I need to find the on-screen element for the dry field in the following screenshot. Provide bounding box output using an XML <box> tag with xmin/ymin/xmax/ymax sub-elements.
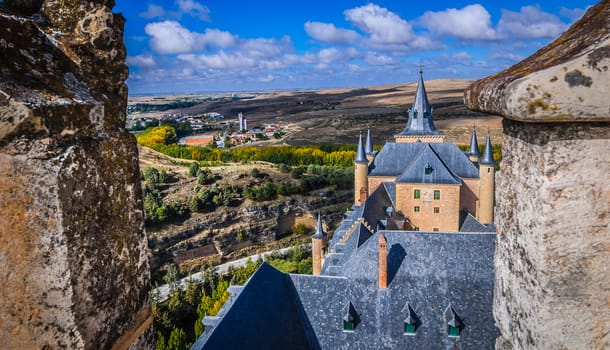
<box><xmin>129</xmin><ymin>79</ymin><xmax>503</xmax><ymax>146</ymax></box>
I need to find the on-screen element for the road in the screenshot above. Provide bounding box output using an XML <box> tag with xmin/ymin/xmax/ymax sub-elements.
<box><xmin>153</xmin><ymin>246</ymin><xmax>298</xmax><ymax>302</ymax></box>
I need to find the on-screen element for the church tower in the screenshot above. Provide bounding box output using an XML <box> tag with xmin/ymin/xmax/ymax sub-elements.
<box><xmin>395</xmin><ymin>69</ymin><xmax>444</xmax><ymax>143</ymax></box>
<box><xmin>311</xmin><ymin>214</ymin><xmax>327</xmax><ymax>276</ymax></box>
<box><xmin>354</xmin><ymin>133</ymin><xmax>369</xmax><ymax>205</ymax></box>
<box><xmin>478</xmin><ymin>133</ymin><xmax>495</xmax><ymax>224</ymax></box>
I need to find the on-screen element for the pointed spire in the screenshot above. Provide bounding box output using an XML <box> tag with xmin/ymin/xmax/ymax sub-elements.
<box><xmin>355</xmin><ymin>132</ymin><xmax>368</xmax><ymax>163</ymax></box>
<box><xmin>312</xmin><ymin>213</ymin><xmax>326</xmax><ymax>239</ymax></box>
<box><xmin>467</xmin><ymin>128</ymin><xmax>480</xmax><ymax>156</ymax></box>
<box><xmin>479</xmin><ymin>133</ymin><xmax>495</xmax><ymax>166</ymax></box>
<box><xmin>397</xmin><ymin>70</ymin><xmax>442</xmax><ymax>136</ymax></box>
<box><xmin>365</xmin><ymin>129</ymin><xmax>374</xmax><ymax>154</ymax></box>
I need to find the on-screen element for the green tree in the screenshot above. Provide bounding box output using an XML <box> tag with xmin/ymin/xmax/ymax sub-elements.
<box><xmin>167</xmin><ymin>328</ymin><xmax>188</xmax><ymax>350</ymax></box>
<box><xmin>188</xmin><ymin>162</ymin><xmax>199</xmax><ymax>177</ymax></box>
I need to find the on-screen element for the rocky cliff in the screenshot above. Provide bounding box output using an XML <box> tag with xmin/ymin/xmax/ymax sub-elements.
<box><xmin>465</xmin><ymin>2</ymin><xmax>609</xmax><ymax>350</ymax></box>
<box><xmin>0</xmin><ymin>1</ymin><xmax>151</xmax><ymax>349</ymax></box>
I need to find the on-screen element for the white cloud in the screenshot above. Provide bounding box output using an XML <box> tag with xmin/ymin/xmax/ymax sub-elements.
<box><xmin>139</xmin><ymin>4</ymin><xmax>165</xmax><ymax>19</ymax></box>
<box><xmin>304</xmin><ymin>21</ymin><xmax>360</xmax><ymax>44</ymax></box>
<box><xmin>202</xmin><ymin>28</ymin><xmax>237</xmax><ymax>48</ymax></box>
<box><xmin>344</xmin><ymin>4</ymin><xmax>413</xmax><ymax>45</ymax></box>
<box><xmin>498</xmin><ymin>6</ymin><xmax>566</xmax><ymax>39</ymax></box>
<box><xmin>145</xmin><ymin>21</ymin><xmax>201</xmax><ymax>54</ymax></box>
<box><xmin>559</xmin><ymin>7</ymin><xmax>587</xmax><ymax>21</ymax></box>
<box><xmin>145</xmin><ymin>21</ymin><xmax>236</xmax><ymax>54</ymax></box>
<box><xmin>126</xmin><ymin>54</ymin><xmax>156</xmax><ymax>67</ymax></box>
<box><xmin>178</xmin><ymin>51</ymin><xmax>256</xmax><ymax>70</ymax></box>
<box><xmin>176</xmin><ymin>0</ymin><xmax>210</xmax><ymax>21</ymax></box>
<box><xmin>420</xmin><ymin>4</ymin><xmax>497</xmax><ymax>40</ymax></box>
<box><xmin>365</xmin><ymin>52</ymin><xmax>395</xmax><ymax>66</ymax></box>
<box><xmin>258</xmin><ymin>75</ymin><xmax>275</xmax><ymax>83</ymax></box>
<box><xmin>241</xmin><ymin>36</ymin><xmax>293</xmax><ymax>58</ymax></box>
<box><xmin>490</xmin><ymin>52</ymin><xmax>525</xmax><ymax>63</ymax></box>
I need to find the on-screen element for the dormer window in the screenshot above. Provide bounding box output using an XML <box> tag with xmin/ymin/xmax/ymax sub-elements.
<box><xmin>423</xmin><ymin>112</ymin><xmax>429</xmax><ymax>119</ymax></box>
<box><xmin>413</xmin><ymin>111</ymin><xmax>418</xmax><ymax>119</ymax></box>
<box><xmin>402</xmin><ymin>302</ymin><xmax>420</xmax><ymax>336</ymax></box>
<box><xmin>425</xmin><ymin>164</ymin><xmax>433</xmax><ymax>175</ymax></box>
<box><xmin>444</xmin><ymin>304</ymin><xmax>463</xmax><ymax>338</ymax></box>
<box><xmin>404</xmin><ymin>322</ymin><xmax>416</xmax><ymax>334</ymax></box>
<box><xmin>343</xmin><ymin>301</ymin><xmax>359</xmax><ymax>332</ymax></box>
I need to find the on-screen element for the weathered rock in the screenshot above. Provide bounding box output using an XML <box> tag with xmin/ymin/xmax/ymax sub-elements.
<box><xmin>465</xmin><ymin>2</ymin><xmax>609</xmax><ymax>122</ymax></box>
<box><xmin>0</xmin><ymin>1</ymin><xmax>151</xmax><ymax>349</ymax></box>
<box><xmin>465</xmin><ymin>2</ymin><xmax>610</xmax><ymax>350</ymax></box>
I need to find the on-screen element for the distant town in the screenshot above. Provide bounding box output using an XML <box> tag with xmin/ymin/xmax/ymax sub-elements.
<box><xmin>127</xmin><ymin>107</ymin><xmax>287</xmax><ymax>149</ymax></box>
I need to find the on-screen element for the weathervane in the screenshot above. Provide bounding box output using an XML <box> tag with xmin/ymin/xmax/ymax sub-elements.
<box><xmin>418</xmin><ymin>60</ymin><xmax>424</xmax><ymax>74</ymax></box>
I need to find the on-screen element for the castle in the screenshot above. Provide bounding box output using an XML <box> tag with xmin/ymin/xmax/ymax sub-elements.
<box><xmin>193</xmin><ymin>72</ymin><xmax>499</xmax><ymax>350</ymax></box>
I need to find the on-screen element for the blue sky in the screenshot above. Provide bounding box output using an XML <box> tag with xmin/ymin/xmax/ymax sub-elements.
<box><xmin>115</xmin><ymin>1</ymin><xmax>595</xmax><ymax>94</ymax></box>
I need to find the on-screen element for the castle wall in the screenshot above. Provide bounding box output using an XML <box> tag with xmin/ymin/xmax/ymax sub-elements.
<box><xmin>367</xmin><ymin>176</ymin><xmax>396</xmax><ymax>195</ymax></box>
<box><xmin>464</xmin><ymin>3</ymin><xmax>610</xmax><ymax>348</ymax></box>
<box><xmin>395</xmin><ymin>183</ymin><xmax>461</xmax><ymax>232</ymax></box>
<box><xmin>0</xmin><ymin>2</ymin><xmax>151</xmax><ymax>349</ymax></box>
<box><xmin>460</xmin><ymin>178</ymin><xmax>480</xmax><ymax>217</ymax></box>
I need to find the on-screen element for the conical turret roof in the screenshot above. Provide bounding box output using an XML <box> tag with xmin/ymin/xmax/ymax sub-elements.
<box><xmin>467</xmin><ymin>129</ymin><xmax>480</xmax><ymax>157</ymax></box>
<box><xmin>312</xmin><ymin>214</ymin><xmax>326</xmax><ymax>239</ymax></box>
<box><xmin>365</xmin><ymin>129</ymin><xmax>374</xmax><ymax>155</ymax></box>
<box><xmin>479</xmin><ymin>133</ymin><xmax>495</xmax><ymax>166</ymax></box>
<box><xmin>355</xmin><ymin>132</ymin><xmax>368</xmax><ymax>163</ymax></box>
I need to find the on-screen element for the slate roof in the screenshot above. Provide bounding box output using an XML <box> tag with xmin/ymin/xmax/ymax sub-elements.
<box><xmin>459</xmin><ymin>211</ymin><xmax>495</xmax><ymax>233</ymax></box>
<box><xmin>397</xmin><ymin>71</ymin><xmax>442</xmax><ymax>136</ymax></box>
<box><xmin>480</xmin><ymin>134</ymin><xmax>495</xmax><ymax>166</ymax></box>
<box><xmin>193</xmin><ymin>262</ymin><xmax>319</xmax><ymax>350</ymax></box>
<box><xmin>195</xmin><ymin>230</ymin><xmax>498</xmax><ymax>350</ymax></box>
<box><xmin>355</xmin><ymin>132</ymin><xmax>368</xmax><ymax>163</ymax></box>
<box><xmin>395</xmin><ymin>144</ymin><xmax>461</xmax><ymax>184</ymax></box>
<box><xmin>292</xmin><ymin>231</ymin><xmax>498</xmax><ymax>350</ymax></box>
<box><xmin>368</xmin><ymin>142</ymin><xmax>480</xmax><ymax>180</ymax></box>
<box><xmin>467</xmin><ymin>129</ymin><xmax>480</xmax><ymax>157</ymax></box>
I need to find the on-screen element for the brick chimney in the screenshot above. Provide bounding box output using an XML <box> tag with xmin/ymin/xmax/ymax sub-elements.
<box><xmin>378</xmin><ymin>234</ymin><xmax>387</xmax><ymax>289</ymax></box>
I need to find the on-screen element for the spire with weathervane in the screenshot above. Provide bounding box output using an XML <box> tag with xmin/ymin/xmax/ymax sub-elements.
<box><xmin>395</xmin><ymin>65</ymin><xmax>444</xmax><ymax>143</ymax></box>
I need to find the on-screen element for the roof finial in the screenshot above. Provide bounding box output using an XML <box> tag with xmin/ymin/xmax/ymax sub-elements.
<box><xmin>418</xmin><ymin>60</ymin><xmax>424</xmax><ymax>75</ymax></box>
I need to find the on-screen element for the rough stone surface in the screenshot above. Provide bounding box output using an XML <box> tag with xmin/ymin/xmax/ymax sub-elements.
<box><xmin>465</xmin><ymin>2</ymin><xmax>609</xmax><ymax>122</ymax></box>
<box><xmin>0</xmin><ymin>1</ymin><xmax>151</xmax><ymax>349</ymax></box>
<box><xmin>464</xmin><ymin>2</ymin><xmax>610</xmax><ymax>349</ymax></box>
<box><xmin>494</xmin><ymin>120</ymin><xmax>609</xmax><ymax>350</ymax></box>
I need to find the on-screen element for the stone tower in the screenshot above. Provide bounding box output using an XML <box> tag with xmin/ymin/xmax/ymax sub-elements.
<box><xmin>465</xmin><ymin>2</ymin><xmax>609</xmax><ymax>349</ymax></box>
<box><xmin>478</xmin><ymin>133</ymin><xmax>495</xmax><ymax>225</ymax></box>
<box><xmin>354</xmin><ymin>132</ymin><xmax>369</xmax><ymax>205</ymax></box>
<box><xmin>311</xmin><ymin>214</ymin><xmax>327</xmax><ymax>276</ymax></box>
<box><xmin>0</xmin><ymin>1</ymin><xmax>151</xmax><ymax>349</ymax></box>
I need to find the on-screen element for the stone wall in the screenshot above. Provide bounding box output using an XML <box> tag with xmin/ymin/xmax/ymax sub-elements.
<box><xmin>0</xmin><ymin>1</ymin><xmax>151</xmax><ymax>349</ymax></box>
<box><xmin>493</xmin><ymin>120</ymin><xmax>609</xmax><ymax>350</ymax></box>
<box><xmin>465</xmin><ymin>2</ymin><xmax>609</xmax><ymax>349</ymax></box>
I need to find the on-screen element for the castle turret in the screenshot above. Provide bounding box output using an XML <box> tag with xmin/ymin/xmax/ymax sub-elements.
<box><xmin>395</xmin><ymin>69</ymin><xmax>444</xmax><ymax>143</ymax></box>
<box><xmin>478</xmin><ymin>133</ymin><xmax>495</xmax><ymax>224</ymax></box>
<box><xmin>467</xmin><ymin>128</ymin><xmax>481</xmax><ymax>163</ymax></box>
<box><xmin>365</xmin><ymin>129</ymin><xmax>375</xmax><ymax>163</ymax></box>
<box><xmin>311</xmin><ymin>214</ymin><xmax>328</xmax><ymax>276</ymax></box>
<box><xmin>354</xmin><ymin>133</ymin><xmax>369</xmax><ymax>205</ymax></box>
